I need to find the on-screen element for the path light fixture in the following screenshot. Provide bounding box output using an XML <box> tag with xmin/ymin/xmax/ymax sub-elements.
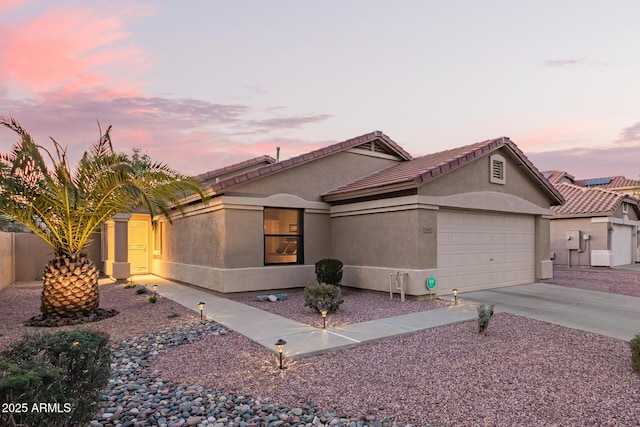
<box><xmin>198</xmin><ymin>301</ymin><xmax>205</xmax><ymax>319</ymax></box>
<box><xmin>452</xmin><ymin>289</ymin><xmax>458</xmax><ymax>304</ymax></box>
<box><xmin>152</xmin><ymin>284</ymin><xmax>158</xmax><ymax>298</ymax></box>
<box><xmin>320</xmin><ymin>310</ymin><xmax>328</xmax><ymax>329</ymax></box>
<box><xmin>275</xmin><ymin>338</ymin><xmax>287</xmax><ymax>370</ymax></box>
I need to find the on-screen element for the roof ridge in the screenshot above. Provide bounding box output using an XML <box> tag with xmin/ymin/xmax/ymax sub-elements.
<box><xmin>211</xmin><ymin>131</ymin><xmax>412</xmax><ymax>193</ymax></box>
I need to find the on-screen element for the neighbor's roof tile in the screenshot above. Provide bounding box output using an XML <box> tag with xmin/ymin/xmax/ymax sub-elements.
<box><xmin>574</xmin><ymin>176</ymin><xmax>640</xmax><ymax>189</ymax></box>
<box><xmin>552</xmin><ymin>183</ymin><xmax>627</xmax><ymax>215</ymax></box>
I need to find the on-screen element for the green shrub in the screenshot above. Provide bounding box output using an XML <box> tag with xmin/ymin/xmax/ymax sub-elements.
<box><xmin>0</xmin><ymin>329</ymin><xmax>111</xmax><ymax>427</ymax></box>
<box><xmin>304</xmin><ymin>282</ymin><xmax>343</xmax><ymax>314</ymax></box>
<box><xmin>135</xmin><ymin>286</ymin><xmax>148</xmax><ymax>295</ymax></box>
<box><xmin>315</xmin><ymin>258</ymin><xmax>343</xmax><ymax>285</ymax></box>
<box><xmin>477</xmin><ymin>304</ymin><xmax>495</xmax><ymax>335</ymax></box>
<box><xmin>123</xmin><ymin>283</ymin><xmax>136</xmax><ymax>289</ymax></box>
<box><xmin>148</xmin><ymin>296</ymin><xmax>157</xmax><ymax>303</ymax></box>
<box><xmin>631</xmin><ymin>333</ymin><xmax>640</xmax><ymax>374</ymax></box>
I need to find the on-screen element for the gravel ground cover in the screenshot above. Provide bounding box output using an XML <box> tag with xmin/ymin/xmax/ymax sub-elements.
<box><xmin>0</xmin><ymin>279</ymin><xmax>198</xmax><ymax>347</ymax></box>
<box><xmin>153</xmin><ymin>314</ymin><xmax>640</xmax><ymax>426</ymax></box>
<box><xmin>231</xmin><ymin>288</ymin><xmax>452</xmax><ymax>327</ymax></box>
<box><xmin>548</xmin><ymin>268</ymin><xmax>640</xmax><ymax>297</ymax></box>
<box><xmin>2</xmin><ymin>273</ymin><xmax>640</xmax><ymax>426</ymax></box>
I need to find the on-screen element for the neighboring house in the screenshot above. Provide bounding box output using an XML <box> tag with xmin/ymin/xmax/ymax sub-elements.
<box><xmin>102</xmin><ymin>131</ymin><xmax>563</xmax><ymax>296</ymax></box>
<box><xmin>543</xmin><ymin>170</ymin><xmax>640</xmax><ymax>267</ymax></box>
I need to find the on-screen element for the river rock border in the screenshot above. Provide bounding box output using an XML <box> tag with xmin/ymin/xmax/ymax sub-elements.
<box><xmin>93</xmin><ymin>321</ymin><xmax>402</xmax><ymax>427</ymax></box>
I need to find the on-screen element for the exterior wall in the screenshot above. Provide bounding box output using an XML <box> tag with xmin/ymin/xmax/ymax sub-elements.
<box><xmin>550</xmin><ymin>217</ymin><xmax>609</xmax><ymax>267</ymax></box>
<box><xmin>230</xmin><ymin>151</ymin><xmax>399</xmax><ymax>201</ymax></box>
<box><xmin>152</xmin><ymin>194</ymin><xmax>331</xmax><ymax>293</ymax></box>
<box><xmin>418</xmin><ymin>147</ymin><xmax>551</xmax><ymax>209</ymax></box>
<box><xmin>0</xmin><ymin>232</ymin><xmax>15</xmax><ymax>289</ymax></box>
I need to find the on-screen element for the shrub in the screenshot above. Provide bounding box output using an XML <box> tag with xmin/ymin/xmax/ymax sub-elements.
<box><xmin>315</xmin><ymin>258</ymin><xmax>343</xmax><ymax>285</ymax></box>
<box><xmin>135</xmin><ymin>286</ymin><xmax>148</xmax><ymax>295</ymax></box>
<box><xmin>304</xmin><ymin>282</ymin><xmax>343</xmax><ymax>314</ymax></box>
<box><xmin>0</xmin><ymin>329</ymin><xmax>111</xmax><ymax>427</ymax></box>
<box><xmin>631</xmin><ymin>333</ymin><xmax>640</xmax><ymax>374</ymax></box>
<box><xmin>477</xmin><ymin>304</ymin><xmax>495</xmax><ymax>335</ymax></box>
<box><xmin>148</xmin><ymin>296</ymin><xmax>157</xmax><ymax>303</ymax></box>
<box><xmin>123</xmin><ymin>283</ymin><xmax>136</xmax><ymax>289</ymax></box>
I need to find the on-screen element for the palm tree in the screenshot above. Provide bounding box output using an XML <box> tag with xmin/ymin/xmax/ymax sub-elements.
<box><xmin>0</xmin><ymin>116</ymin><xmax>205</xmax><ymax>320</ymax></box>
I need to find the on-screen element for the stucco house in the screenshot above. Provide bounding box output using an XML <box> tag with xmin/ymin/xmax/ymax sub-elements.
<box><xmin>543</xmin><ymin>170</ymin><xmax>640</xmax><ymax>267</ymax></box>
<box><xmin>102</xmin><ymin>131</ymin><xmax>563</xmax><ymax>296</ymax></box>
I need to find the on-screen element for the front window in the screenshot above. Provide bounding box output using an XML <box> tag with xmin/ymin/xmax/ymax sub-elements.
<box><xmin>264</xmin><ymin>208</ymin><xmax>303</xmax><ymax>265</ymax></box>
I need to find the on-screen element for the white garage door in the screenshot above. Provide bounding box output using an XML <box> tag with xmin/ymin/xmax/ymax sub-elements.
<box><xmin>437</xmin><ymin>210</ymin><xmax>535</xmax><ymax>292</ymax></box>
<box><xmin>611</xmin><ymin>224</ymin><xmax>632</xmax><ymax>266</ymax></box>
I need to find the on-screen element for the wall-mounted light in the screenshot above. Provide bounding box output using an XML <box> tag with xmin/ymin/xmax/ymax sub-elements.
<box><xmin>320</xmin><ymin>310</ymin><xmax>328</xmax><ymax>329</ymax></box>
<box><xmin>452</xmin><ymin>288</ymin><xmax>459</xmax><ymax>304</ymax></box>
<box><xmin>275</xmin><ymin>338</ymin><xmax>287</xmax><ymax>369</ymax></box>
<box><xmin>198</xmin><ymin>301</ymin><xmax>205</xmax><ymax>319</ymax></box>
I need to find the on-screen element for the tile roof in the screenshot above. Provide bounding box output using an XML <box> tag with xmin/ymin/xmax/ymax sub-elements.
<box><xmin>551</xmin><ymin>183</ymin><xmax>627</xmax><ymax>216</ymax></box>
<box><xmin>540</xmin><ymin>170</ymin><xmax>575</xmax><ymax>185</ymax></box>
<box><xmin>195</xmin><ymin>155</ymin><xmax>276</xmax><ymax>182</ymax></box>
<box><xmin>324</xmin><ymin>137</ymin><xmax>564</xmax><ymax>203</ymax></box>
<box><xmin>573</xmin><ymin>176</ymin><xmax>640</xmax><ymax>189</ymax></box>
<box><xmin>211</xmin><ymin>131</ymin><xmax>412</xmax><ymax>193</ymax></box>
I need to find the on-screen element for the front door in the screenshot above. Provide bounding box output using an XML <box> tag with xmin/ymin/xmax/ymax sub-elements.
<box><xmin>128</xmin><ymin>220</ymin><xmax>149</xmax><ymax>274</ymax></box>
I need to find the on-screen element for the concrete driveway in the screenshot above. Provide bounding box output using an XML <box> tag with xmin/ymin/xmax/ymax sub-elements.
<box><xmin>458</xmin><ymin>283</ymin><xmax>640</xmax><ymax>341</ymax></box>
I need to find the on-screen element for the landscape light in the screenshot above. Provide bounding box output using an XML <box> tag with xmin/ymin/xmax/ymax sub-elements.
<box><xmin>321</xmin><ymin>310</ymin><xmax>328</xmax><ymax>329</ymax></box>
<box><xmin>152</xmin><ymin>284</ymin><xmax>158</xmax><ymax>297</ymax></box>
<box><xmin>452</xmin><ymin>289</ymin><xmax>459</xmax><ymax>304</ymax></box>
<box><xmin>198</xmin><ymin>301</ymin><xmax>205</xmax><ymax>319</ymax></box>
<box><xmin>275</xmin><ymin>338</ymin><xmax>287</xmax><ymax>370</ymax></box>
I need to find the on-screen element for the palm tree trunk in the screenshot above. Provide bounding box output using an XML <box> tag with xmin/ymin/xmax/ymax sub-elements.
<box><xmin>41</xmin><ymin>254</ymin><xmax>100</xmax><ymax>317</ymax></box>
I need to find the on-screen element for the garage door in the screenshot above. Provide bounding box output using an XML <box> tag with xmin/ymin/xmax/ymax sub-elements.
<box><xmin>611</xmin><ymin>224</ymin><xmax>632</xmax><ymax>266</ymax></box>
<box><xmin>437</xmin><ymin>210</ymin><xmax>535</xmax><ymax>292</ymax></box>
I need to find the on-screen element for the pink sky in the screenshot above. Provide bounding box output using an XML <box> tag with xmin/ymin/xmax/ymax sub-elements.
<box><xmin>1</xmin><ymin>1</ymin><xmax>640</xmax><ymax>180</ymax></box>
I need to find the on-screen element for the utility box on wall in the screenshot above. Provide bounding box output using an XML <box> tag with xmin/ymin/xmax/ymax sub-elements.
<box><xmin>565</xmin><ymin>230</ymin><xmax>581</xmax><ymax>250</ymax></box>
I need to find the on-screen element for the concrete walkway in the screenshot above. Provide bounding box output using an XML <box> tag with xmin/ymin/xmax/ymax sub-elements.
<box><xmin>457</xmin><ymin>283</ymin><xmax>640</xmax><ymax>341</ymax></box>
<box><xmin>132</xmin><ymin>275</ymin><xmax>477</xmax><ymax>359</ymax></box>
<box><xmin>133</xmin><ymin>276</ymin><xmax>640</xmax><ymax>360</ymax></box>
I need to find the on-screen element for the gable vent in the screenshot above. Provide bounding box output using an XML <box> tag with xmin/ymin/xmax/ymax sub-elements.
<box><xmin>489</xmin><ymin>154</ymin><xmax>506</xmax><ymax>185</ymax></box>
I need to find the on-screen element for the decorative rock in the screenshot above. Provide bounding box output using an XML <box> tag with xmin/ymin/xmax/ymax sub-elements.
<box><xmin>275</xmin><ymin>293</ymin><xmax>288</xmax><ymax>301</ymax></box>
<box><xmin>267</xmin><ymin>295</ymin><xmax>278</xmax><ymax>302</ymax></box>
<box><xmin>256</xmin><ymin>295</ymin><xmax>269</xmax><ymax>302</ymax></box>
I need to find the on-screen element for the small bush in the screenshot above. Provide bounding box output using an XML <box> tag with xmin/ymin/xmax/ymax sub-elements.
<box><xmin>167</xmin><ymin>309</ymin><xmax>179</xmax><ymax>319</ymax></box>
<box><xmin>0</xmin><ymin>329</ymin><xmax>111</xmax><ymax>427</ymax></box>
<box><xmin>477</xmin><ymin>304</ymin><xmax>495</xmax><ymax>335</ymax></box>
<box><xmin>631</xmin><ymin>333</ymin><xmax>640</xmax><ymax>374</ymax></box>
<box><xmin>304</xmin><ymin>282</ymin><xmax>343</xmax><ymax>314</ymax></box>
<box><xmin>135</xmin><ymin>286</ymin><xmax>148</xmax><ymax>295</ymax></box>
<box><xmin>315</xmin><ymin>258</ymin><xmax>343</xmax><ymax>285</ymax></box>
<box><xmin>123</xmin><ymin>283</ymin><xmax>136</xmax><ymax>289</ymax></box>
<box><xmin>148</xmin><ymin>296</ymin><xmax>157</xmax><ymax>303</ymax></box>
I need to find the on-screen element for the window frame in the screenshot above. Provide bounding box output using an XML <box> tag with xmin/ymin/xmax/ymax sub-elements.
<box><xmin>263</xmin><ymin>207</ymin><xmax>304</xmax><ymax>265</ymax></box>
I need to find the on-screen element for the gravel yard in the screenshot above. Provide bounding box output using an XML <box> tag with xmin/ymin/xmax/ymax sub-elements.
<box><xmin>548</xmin><ymin>267</ymin><xmax>640</xmax><ymax>297</ymax></box>
<box><xmin>231</xmin><ymin>288</ymin><xmax>452</xmax><ymax>327</ymax></box>
<box><xmin>2</xmin><ymin>270</ymin><xmax>640</xmax><ymax>426</ymax></box>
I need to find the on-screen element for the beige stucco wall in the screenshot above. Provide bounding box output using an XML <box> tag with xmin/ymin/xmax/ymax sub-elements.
<box><xmin>229</xmin><ymin>151</ymin><xmax>399</xmax><ymax>200</ymax></box>
<box><xmin>550</xmin><ymin>217</ymin><xmax>608</xmax><ymax>267</ymax></box>
<box><xmin>418</xmin><ymin>147</ymin><xmax>552</xmax><ymax>209</ymax></box>
<box><xmin>153</xmin><ymin>195</ymin><xmax>332</xmax><ymax>292</ymax></box>
<box><xmin>0</xmin><ymin>232</ymin><xmax>15</xmax><ymax>289</ymax></box>
<box><xmin>332</xmin><ymin>208</ymin><xmax>438</xmax><ymax>270</ymax></box>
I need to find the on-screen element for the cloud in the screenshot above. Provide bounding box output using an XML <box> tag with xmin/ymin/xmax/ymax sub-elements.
<box><xmin>615</xmin><ymin>122</ymin><xmax>640</xmax><ymax>144</ymax></box>
<box><xmin>541</xmin><ymin>57</ymin><xmax>610</xmax><ymax>68</ymax></box>
<box><xmin>247</xmin><ymin>114</ymin><xmax>333</xmax><ymax>129</ymax></box>
<box><xmin>0</xmin><ymin>2</ymin><xmax>150</xmax><ymax>95</ymax></box>
<box><xmin>528</xmin><ymin>144</ymin><xmax>640</xmax><ymax>180</ymax></box>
